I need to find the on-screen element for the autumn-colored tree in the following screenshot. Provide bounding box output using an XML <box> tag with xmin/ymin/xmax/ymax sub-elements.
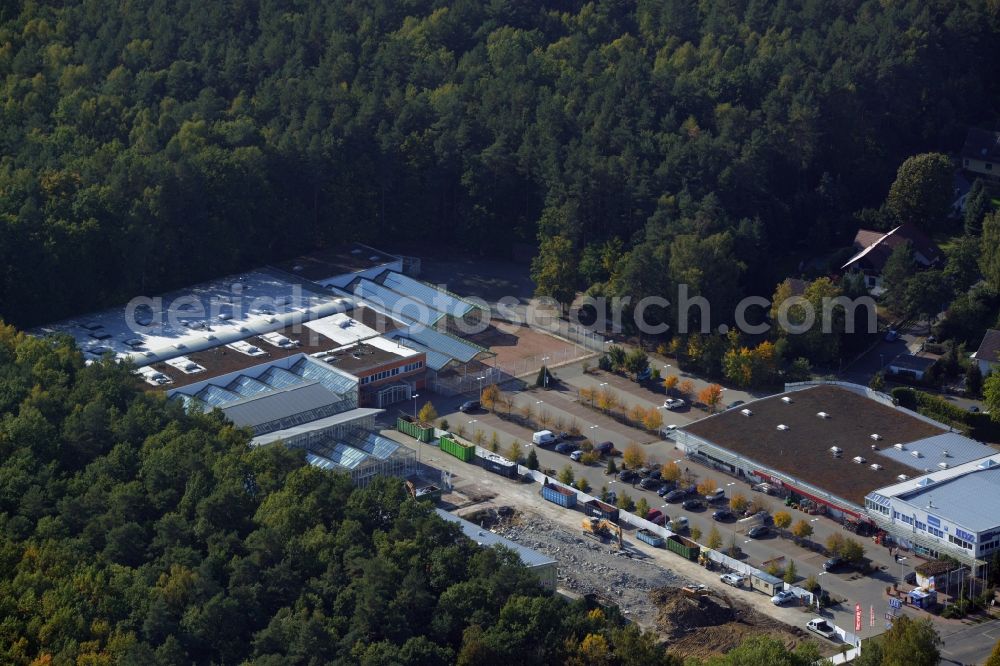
<box><xmin>641</xmin><ymin>406</ymin><xmax>663</xmax><ymax>432</ymax></box>
<box><xmin>698</xmin><ymin>384</ymin><xmax>724</xmax><ymax>412</ymax></box>
<box><xmin>723</xmin><ymin>346</ymin><xmax>754</xmax><ymax>387</ymax></box>
<box><xmin>729</xmin><ymin>493</ymin><xmax>748</xmax><ymax>513</ymax></box>
<box><xmin>707</xmin><ymin>525</ymin><xmax>723</xmax><ymax>549</ymax></box>
<box><xmin>579</xmin><ymin>387</ymin><xmax>596</xmax><ymax>405</ymax></box>
<box><xmin>826</xmin><ymin>533</ymin><xmax>846</xmax><ymax>557</ymax></box>
<box><xmin>690</xmin><ymin>526</ymin><xmax>702</xmax><ymax>542</ymax></box>
<box><xmin>678</xmin><ymin>379</ymin><xmax>695</xmax><ymax>396</ymax></box>
<box><xmin>558</xmin><ymin>465</ymin><xmax>575</xmax><ymax>485</ymax></box>
<box><xmin>791</xmin><ymin>519</ymin><xmax>814</xmax><ymax>540</ymax></box>
<box><xmin>622</xmin><ymin>442</ymin><xmax>646</xmax><ymax>470</ymax></box>
<box><xmin>627</xmin><ymin>404</ymin><xmax>645</xmax><ymax>425</ymax></box>
<box><xmin>667</xmin><ymin>338</ymin><xmax>683</xmax><ymax>358</ymax></box>
<box><xmin>481</xmin><ymin>384</ymin><xmax>500</xmax><ymax>411</ymax></box>
<box><xmin>597</xmin><ymin>388</ymin><xmax>619</xmax><ymax>412</ymax></box>
<box><xmin>660</xmin><ymin>461</ymin><xmax>681</xmax><ymax>483</ymax></box>
<box><xmin>773</xmin><ymin>511</ymin><xmax>792</xmax><ymax>530</ymax></box>
<box><xmin>696</xmin><ymin>478</ymin><xmax>718</xmax><ymax>496</ymax></box>
<box><xmin>489</xmin><ymin>431</ymin><xmax>500</xmax><ymax>452</ymax></box>
<box><xmin>473</xmin><ymin>429</ymin><xmax>486</xmax><ymax>445</ymax></box>
<box><xmin>616</xmin><ymin>492</ymin><xmax>635</xmax><ymax>511</ymax></box>
<box><xmin>663</xmin><ymin>374</ymin><xmax>679</xmax><ymax>393</ymax></box>
<box><xmin>505</xmin><ymin>439</ymin><xmax>522</xmax><ymax>463</ymax></box>
<box><xmin>575</xmin><ymin>477</ymin><xmax>591</xmax><ymax>493</ymax></box>
<box><xmin>581</xmin><ymin>451</ymin><xmax>600</xmax><ymax>465</ymax></box>
<box><xmin>635</xmin><ymin>497</ymin><xmax>650</xmax><ymax>519</ymax></box>
<box><xmin>574</xmin><ymin>633</ymin><xmax>612</xmax><ymax>665</ymax></box>
<box><xmin>538</xmin><ymin>409</ymin><xmax>552</xmax><ymax>427</ymax></box>
<box><xmin>520</xmin><ymin>403</ymin><xmax>535</xmax><ymax>422</ymax></box>
<box><xmin>417</xmin><ymin>400</ymin><xmax>438</xmax><ymax>423</ymax></box>
<box><xmin>842</xmin><ymin>537</ymin><xmax>866</xmax><ymax>564</ymax></box>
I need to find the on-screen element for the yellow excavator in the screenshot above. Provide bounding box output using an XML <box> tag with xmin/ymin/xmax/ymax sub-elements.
<box><xmin>582</xmin><ymin>517</ymin><xmax>623</xmax><ymax>549</ymax></box>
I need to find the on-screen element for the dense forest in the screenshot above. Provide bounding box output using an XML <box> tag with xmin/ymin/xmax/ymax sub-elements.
<box><xmin>0</xmin><ymin>326</ymin><xmax>684</xmax><ymax>665</ymax></box>
<box><xmin>0</xmin><ymin>0</ymin><xmax>999</xmax><ymax>325</ymax></box>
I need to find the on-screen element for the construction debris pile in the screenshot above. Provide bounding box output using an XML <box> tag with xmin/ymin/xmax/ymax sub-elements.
<box><xmin>489</xmin><ymin>509</ymin><xmax>680</xmax><ymax>627</ymax></box>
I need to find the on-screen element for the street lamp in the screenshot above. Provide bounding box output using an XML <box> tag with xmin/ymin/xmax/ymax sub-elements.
<box><xmin>541</xmin><ymin>356</ymin><xmax>550</xmax><ymax>388</ymax></box>
<box><xmin>412</xmin><ymin>393</ymin><xmax>420</xmax><ymax>419</ymax></box>
<box><xmin>899</xmin><ymin>556</ymin><xmax>908</xmax><ymax>584</ymax></box>
<box><xmin>476</xmin><ymin>375</ymin><xmax>486</xmax><ymax>401</ymax></box>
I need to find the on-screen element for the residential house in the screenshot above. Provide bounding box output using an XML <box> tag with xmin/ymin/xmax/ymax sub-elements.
<box><xmin>886</xmin><ymin>353</ymin><xmax>937</xmax><ymax>382</ymax></box>
<box><xmin>841</xmin><ymin>223</ymin><xmax>942</xmax><ymax>292</ymax></box>
<box><xmin>971</xmin><ymin>329</ymin><xmax>1000</xmax><ymax>376</ymax></box>
<box><xmin>960</xmin><ymin>128</ymin><xmax>1000</xmax><ymax>181</ymax></box>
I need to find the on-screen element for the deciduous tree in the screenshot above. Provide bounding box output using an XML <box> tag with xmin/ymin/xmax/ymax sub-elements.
<box><xmin>623</xmin><ymin>442</ymin><xmax>645</xmax><ymax>470</ymax></box>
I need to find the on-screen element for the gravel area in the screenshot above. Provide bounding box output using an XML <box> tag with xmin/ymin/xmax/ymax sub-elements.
<box><xmin>491</xmin><ymin>510</ymin><xmax>681</xmax><ymax>626</ymax></box>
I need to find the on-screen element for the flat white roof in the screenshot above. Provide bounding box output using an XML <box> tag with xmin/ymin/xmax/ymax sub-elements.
<box><xmin>304</xmin><ymin>313</ymin><xmax>380</xmax><ymax>346</ymax></box>
<box><xmin>33</xmin><ymin>269</ymin><xmax>352</xmax><ymax>367</ymax></box>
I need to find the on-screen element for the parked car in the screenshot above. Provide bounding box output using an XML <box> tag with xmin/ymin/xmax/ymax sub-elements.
<box><xmin>637</xmin><ymin>467</ymin><xmax>652</xmax><ymax>478</ymax></box>
<box><xmin>712</xmin><ymin>509</ymin><xmax>734</xmax><ymax>521</ymax></box>
<box><xmin>569</xmin><ymin>450</ymin><xmax>583</xmax><ymax>462</ymax></box>
<box><xmin>555</xmin><ymin>442</ymin><xmax>576</xmax><ymax>454</ymax></box>
<box><xmin>639</xmin><ymin>477</ymin><xmax>661</xmax><ymax>491</ymax></box>
<box><xmin>807</xmin><ymin>618</ymin><xmax>837</xmax><ymax>640</ymax></box>
<box><xmin>904</xmin><ymin>571</ymin><xmax>916</xmax><ymax>585</ymax></box>
<box><xmin>532</xmin><ymin>430</ymin><xmax>557</xmax><ymax>446</ymax></box>
<box><xmin>753</xmin><ymin>511</ymin><xmax>774</xmax><ymax>526</ymax></box>
<box><xmin>704</xmin><ymin>488</ymin><xmax>725</xmax><ymax>502</ymax></box>
<box><xmin>646</xmin><ymin>509</ymin><xmax>667</xmax><ymax>525</ymax></box>
<box><xmin>595</xmin><ymin>441</ymin><xmax>614</xmax><ymax>455</ymax></box>
<box><xmin>969</xmin><ymin>405</ymin><xmax>980</xmax><ymax>413</ymax></box>
<box><xmin>606</xmin><ymin>491</ymin><xmax>617</xmax><ymax>505</ymax></box>
<box><xmin>663</xmin><ymin>398</ymin><xmax>686</xmax><ymax>410</ymax></box>
<box><xmin>619</xmin><ymin>470</ymin><xmax>639</xmax><ymax>483</ymax></box>
<box><xmin>727</xmin><ymin>400</ymin><xmax>745</xmax><ymax>410</ymax></box>
<box><xmin>771</xmin><ymin>590</ymin><xmax>796</xmax><ymax>606</ymax></box>
<box><xmin>884</xmin><ymin>329</ymin><xmax>899</xmax><ymax>342</ymax></box>
<box><xmin>657</xmin><ymin>485</ymin><xmax>670</xmax><ymax>497</ymax></box>
<box><xmin>720</xmin><ymin>573</ymin><xmax>746</xmax><ymax>587</ymax></box>
<box><xmin>823</xmin><ymin>556</ymin><xmax>846</xmax><ymax>571</ymax></box>
<box><xmin>682</xmin><ymin>498</ymin><xmax>704</xmax><ymax>511</ymax></box>
<box><xmin>664</xmin><ymin>489</ymin><xmax>687</xmax><ymax>502</ymax></box>
<box><xmin>746</xmin><ymin>525</ymin><xmax>769</xmax><ymax>539</ymax></box>
<box><xmin>669</xmin><ymin>517</ymin><xmax>689</xmax><ymax>532</ymax></box>
<box><xmin>649</xmin><ymin>469</ymin><xmax>662</xmax><ymax>480</ymax></box>
<box><xmin>459</xmin><ymin>400</ymin><xmax>480</xmax><ymax>413</ymax></box>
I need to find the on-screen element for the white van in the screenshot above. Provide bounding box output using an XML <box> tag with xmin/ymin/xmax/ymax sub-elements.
<box><xmin>705</xmin><ymin>488</ymin><xmax>725</xmax><ymax>502</ymax></box>
<box><xmin>532</xmin><ymin>430</ymin><xmax>557</xmax><ymax>446</ymax></box>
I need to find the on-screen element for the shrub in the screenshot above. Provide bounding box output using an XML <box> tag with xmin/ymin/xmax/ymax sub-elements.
<box><xmin>581</xmin><ymin>451</ymin><xmax>600</xmax><ymax>465</ymax></box>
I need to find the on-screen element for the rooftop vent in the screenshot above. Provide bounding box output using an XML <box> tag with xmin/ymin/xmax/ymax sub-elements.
<box><xmin>938</xmin><ymin>462</ymin><xmax>950</xmax><ymax>469</ymax></box>
<box><xmin>741</xmin><ymin>408</ymin><xmax>753</xmax><ymax>417</ymax></box>
<box><xmin>852</xmin><ymin>456</ymin><xmax>866</xmax><ymax>464</ymax></box>
<box><xmin>870</xmin><ymin>464</ymin><xmax>883</xmax><ymax>471</ymax></box>
<box><xmin>911</xmin><ymin>450</ymin><xmax>923</xmax><ymax>459</ymax></box>
<box><xmin>897</xmin><ymin>474</ymin><xmax>909</xmax><ymax>481</ymax></box>
<box><xmin>293</xmin><ymin>264</ymin><xmax>304</xmax><ymax>271</ymax></box>
<box><xmin>351</xmin><ymin>248</ymin><xmax>362</xmax><ymax>254</ymax></box>
<box><xmin>894</xmin><ymin>443</ymin><xmax>906</xmax><ymax>451</ymax></box>
<box><xmin>781</xmin><ymin>396</ymin><xmax>793</xmax><ymax>404</ymax></box>
<box><xmin>817</xmin><ymin>411</ymin><xmax>830</xmax><ymax>419</ymax></box>
<box><xmin>941</xmin><ymin>450</ymin><xmax>951</xmax><ymax>458</ymax></box>
<box><xmin>777</xmin><ymin>424</ymin><xmax>789</xmax><ymax>431</ymax></box>
<box><xmin>871</xmin><ymin>444</ymin><xmax>879</xmax><ymax>451</ymax></box>
<box><xmin>870</xmin><ymin>433</ymin><xmax>882</xmax><ymax>441</ymax></box>
<box><xmin>978</xmin><ymin>459</ymin><xmax>1000</xmax><ymax>470</ymax></box>
<box><xmin>369</xmin><ymin>255</ymin><xmax>380</xmax><ymax>261</ymax></box>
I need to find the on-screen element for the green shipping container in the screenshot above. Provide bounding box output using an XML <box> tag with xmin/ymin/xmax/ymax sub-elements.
<box><xmin>440</xmin><ymin>435</ymin><xmax>475</xmax><ymax>462</ymax></box>
<box><xmin>396</xmin><ymin>416</ymin><xmax>433</xmax><ymax>442</ymax></box>
<box><xmin>665</xmin><ymin>534</ymin><xmax>700</xmax><ymax>561</ymax></box>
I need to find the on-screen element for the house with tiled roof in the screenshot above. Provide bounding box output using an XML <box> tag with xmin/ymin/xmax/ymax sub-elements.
<box><xmin>972</xmin><ymin>329</ymin><xmax>1000</xmax><ymax>376</ymax></box>
<box><xmin>961</xmin><ymin>127</ymin><xmax>1000</xmax><ymax>181</ymax></box>
<box><xmin>841</xmin><ymin>223</ymin><xmax>942</xmax><ymax>291</ymax></box>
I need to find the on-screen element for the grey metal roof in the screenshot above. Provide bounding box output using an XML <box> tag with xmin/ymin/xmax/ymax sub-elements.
<box><xmin>353</xmin><ymin>279</ymin><xmax>446</xmax><ymax>326</ymax></box>
<box><xmin>323</xmin><ymin>442</ymin><xmax>370</xmax><ymax>470</ymax></box>
<box><xmin>353</xmin><ymin>432</ymin><xmax>400</xmax><ymax>459</ymax></box>
<box><xmin>387</xmin><ymin>334</ymin><xmax>452</xmax><ymax>370</ymax></box>
<box><xmin>379</xmin><ymin>272</ymin><xmax>475</xmax><ymax>318</ymax></box>
<box><xmin>895</xmin><ymin>467</ymin><xmax>1000</xmax><ymax>532</ymax></box>
<box><xmin>876</xmin><ymin>432</ymin><xmax>996</xmax><ymax>471</ymax></box>
<box><xmin>223</xmin><ymin>382</ymin><xmax>338</xmax><ymax>429</ymax></box>
<box><xmin>436</xmin><ymin>509</ymin><xmax>557</xmax><ymax>568</ymax></box>
<box><xmin>196</xmin><ymin>384</ymin><xmax>242</xmax><ymax>407</ymax></box>
<box><xmin>251</xmin><ymin>407</ymin><xmax>383</xmax><ymax>446</ymax></box>
<box><xmin>888</xmin><ymin>354</ymin><xmax>936</xmax><ymax>373</ymax></box>
<box><xmin>291</xmin><ymin>356</ymin><xmax>357</xmax><ymax>396</ymax></box>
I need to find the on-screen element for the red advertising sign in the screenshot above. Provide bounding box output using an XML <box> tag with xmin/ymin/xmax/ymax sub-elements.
<box><xmin>855</xmin><ymin>603</ymin><xmax>862</xmax><ymax>632</ymax></box>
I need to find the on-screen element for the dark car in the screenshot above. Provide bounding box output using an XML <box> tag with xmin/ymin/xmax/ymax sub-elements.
<box><xmin>555</xmin><ymin>442</ymin><xmax>576</xmax><ymax>454</ymax></box>
<box><xmin>712</xmin><ymin>509</ymin><xmax>734</xmax><ymax>521</ymax></box>
<box><xmin>646</xmin><ymin>509</ymin><xmax>667</xmax><ymax>525</ymax></box>
<box><xmin>682</xmin><ymin>498</ymin><xmax>704</xmax><ymax>511</ymax></box>
<box><xmin>639</xmin><ymin>477</ymin><xmax>661</xmax><ymax>491</ymax></box>
<box><xmin>595</xmin><ymin>441</ymin><xmax>614</xmax><ymax>455</ymax></box>
<box><xmin>823</xmin><ymin>556</ymin><xmax>846</xmax><ymax>572</ymax></box>
<box><xmin>746</xmin><ymin>525</ymin><xmax>769</xmax><ymax>539</ymax></box>
<box><xmin>904</xmin><ymin>571</ymin><xmax>916</xmax><ymax>585</ymax></box>
<box><xmin>727</xmin><ymin>400</ymin><xmax>745</xmax><ymax>410</ymax></box>
<box><xmin>637</xmin><ymin>467</ymin><xmax>652</xmax><ymax>478</ymax></box>
<box><xmin>657</xmin><ymin>485</ymin><xmax>670</xmax><ymax>497</ymax></box>
<box><xmin>648</xmin><ymin>469</ymin><xmax>662</xmax><ymax>480</ymax></box>
<box><xmin>619</xmin><ymin>470</ymin><xmax>639</xmax><ymax>483</ymax></box>
<box><xmin>754</xmin><ymin>511</ymin><xmax>774</xmax><ymax>526</ymax></box>
<box><xmin>459</xmin><ymin>400</ymin><xmax>480</xmax><ymax>413</ymax></box>
<box><xmin>665</xmin><ymin>489</ymin><xmax>687</xmax><ymax>503</ymax></box>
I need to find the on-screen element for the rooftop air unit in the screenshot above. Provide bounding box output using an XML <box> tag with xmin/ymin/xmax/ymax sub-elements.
<box><xmin>870</xmin><ymin>434</ymin><xmax>882</xmax><ymax>441</ymax></box>
<box><xmin>897</xmin><ymin>474</ymin><xmax>909</xmax><ymax>481</ymax></box>
<box><xmin>938</xmin><ymin>462</ymin><xmax>949</xmax><ymax>470</ymax></box>
<box><xmin>830</xmin><ymin>446</ymin><xmax>843</xmax><ymax>457</ymax></box>
<box><xmin>817</xmin><ymin>411</ymin><xmax>830</xmax><ymax>419</ymax></box>
<box><xmin>894</xmin><ymin>443</ymin><xmax>906</xmax><ymax>451</ymax></box>
<box><xmin>871</xmin><ymin>444</ymin><xmax>879</xmax><ymax>451</ymax></box>
<box><xmin>911</xmin><ymin>450</ymin><xmax>922</xmax><ymax>459</ymax></box>
<box><xmin>852</xmin><ymin>456</ymin><xmax>866</xmax><ymax>464</ymax></box>
<box><xmin>781</xmin><ymin>396</ymin><xmax>793</xmax><ymax>403</ymax></box>
<box><xmin>741</xmin><ymin>409</ymin><xmax>753</xmax><ymax>416</ymax></box>
<box><xmin>941</xmin><ymin>450</ymin><xmax>951</xmax><ymax>458</ymax></box>
<box><xmin>777</xmin><ymin>424</ymin><xmax>789</xmax><ymax>431</ymax></box>
<box><xmin>870</xmin><ymin>464</ymin><xmax>882</xmax><ymax>471</ymax></box>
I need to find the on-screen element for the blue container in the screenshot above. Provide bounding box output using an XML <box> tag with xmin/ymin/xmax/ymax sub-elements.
<box><xmin>636</xmin><ymin>529</ymin><xmax>665</xmax><ymax>547</ymax></box>
<box><xmin>542</xmin><ymin>484</ymin><xmax>577</xmax><ymax>508</ymax></box>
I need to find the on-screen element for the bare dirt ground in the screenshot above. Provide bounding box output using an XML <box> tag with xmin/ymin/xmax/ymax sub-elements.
<box><xmin>465</xmin><ymin>322</ymin><xmax>580</xmax><ymax>369</ymax></box>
